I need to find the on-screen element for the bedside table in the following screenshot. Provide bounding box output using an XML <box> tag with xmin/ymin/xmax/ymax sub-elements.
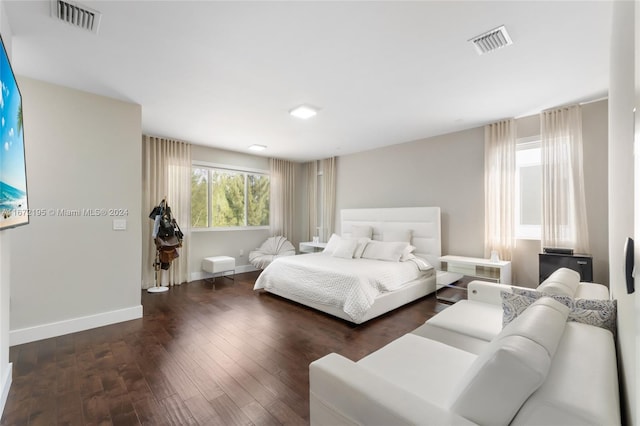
<box><xmin>439</xmin><ymin>255</ymin><xmax>512</xmax><ymax>284</ymax></box>
<box><xmin>435</xmin><ymin>270</ymin><xmax>467</xmax><ymax>304</ymax></box>
<box><xmin>299</xmin><ymin>241</ymin><xmax>327</xmax><ymax>253</ymax></box>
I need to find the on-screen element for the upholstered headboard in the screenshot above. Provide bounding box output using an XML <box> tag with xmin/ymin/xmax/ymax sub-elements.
<box><xmin>340</xmin><ymin>207</ymin><xmax>441</xmax><ymax>268</ymax></box>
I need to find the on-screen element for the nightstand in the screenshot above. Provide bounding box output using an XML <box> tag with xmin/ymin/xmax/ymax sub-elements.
<box><xmin>439</xmin><ymin>255</ymin><xmax>512</xmax><ymax>284</ymax></box>
<box><xmin>299</xmin><ymin>241</ymin><xmax>327</xmax><ymax>253</ymax></box>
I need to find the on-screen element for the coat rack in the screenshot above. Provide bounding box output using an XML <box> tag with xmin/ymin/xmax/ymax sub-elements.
<box><xmin>148</xmin><ymin>197</ymin><xmax>183</xmax><ymax>293</ymax></box>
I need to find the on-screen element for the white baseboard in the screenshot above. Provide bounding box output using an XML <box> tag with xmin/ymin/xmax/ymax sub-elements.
<box><xmin>9</xmin><ymin>305</ymin><xmax>143</xmax><ymax>347</ymax></box>
<box><xmin>0</xmin><ymin>362</ymin><xmax>11</xmax><ymax>418</ymax></box>
<box><xmin>190</xmin><ymin>264</ymin><xmax>258</xmax><ymax>282</ymax></box>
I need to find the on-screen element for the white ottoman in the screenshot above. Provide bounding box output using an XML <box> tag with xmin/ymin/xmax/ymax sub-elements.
<box><xmin>202</xmin><ymin>256</ymin><xmax>236</xmax><ymax>282</ymax></box>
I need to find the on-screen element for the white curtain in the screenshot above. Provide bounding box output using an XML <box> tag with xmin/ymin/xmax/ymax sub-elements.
<box><xmin>484</xmin><ymin>119</ymin><xmax>516</xmax><ymax>261</ymax></box>
<box><xmin>142</xmin><ymin>135</ymin><xmax>191</xmax><ymax>289</ymax></box>
<box><xmin>305</xmin><ymin>160</ymin><xmax>318</xmax><ymax>241</ymax></box>
<box><xmin>541</xmin><ymin>105</ymin><xmax>590</xmax><ymax>253</ymax></box>
<box><xmin>269</xmin><ymin>158</ymin><xmax>296</xmax><ymax>239</ymax></box>
<box><xmin>321</xmin><ymin>157</ymin><xmax>336</xmax><ymax>242</ymax></box>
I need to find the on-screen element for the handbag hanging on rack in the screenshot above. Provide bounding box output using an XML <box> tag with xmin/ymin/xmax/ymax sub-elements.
<box><xmin>149</xmin><ymin>198</ymin><xmax>184</xmax><ymax>288</ymax></box>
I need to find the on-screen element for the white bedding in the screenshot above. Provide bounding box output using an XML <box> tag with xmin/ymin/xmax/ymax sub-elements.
<box><xmin>253</xmin><ymin>253</ymin><xmax>433</xmax><ymax>322</ymax></box>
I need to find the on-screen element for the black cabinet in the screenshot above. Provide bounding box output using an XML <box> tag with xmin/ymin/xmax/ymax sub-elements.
<box><xmin>539</xmin><ymin>253</ymin><xmax>593</xmax><ymax>283</ymax></box>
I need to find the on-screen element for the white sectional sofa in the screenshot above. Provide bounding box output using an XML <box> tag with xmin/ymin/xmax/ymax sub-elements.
<box><xmin>309</xmin><ymin>268</ymin><xmax>620</xmax><ymax>425</ymax></box>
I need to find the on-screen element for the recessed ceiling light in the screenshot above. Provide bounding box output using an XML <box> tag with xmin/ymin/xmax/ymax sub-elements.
<box><xmin>248</xmin><ymin>144</ymin><xmax>267</xmax><ymax>152</ymax></box>
<box><xmin>289</xmin><ymin>105</ymin><xmax>319</xmax><ymax>120</ymax></box>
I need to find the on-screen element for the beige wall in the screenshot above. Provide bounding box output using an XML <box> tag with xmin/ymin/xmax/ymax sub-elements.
<box><xmin>9</xmin><ymin>77</ymin><xmax>142</xmax><ymax>340</ymax></box>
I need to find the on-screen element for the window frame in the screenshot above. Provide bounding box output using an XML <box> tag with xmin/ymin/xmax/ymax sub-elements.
<box><xmin>191</xmin><ymin>161</ymin><xmax>270</xmax><ymax>232</ymax></box>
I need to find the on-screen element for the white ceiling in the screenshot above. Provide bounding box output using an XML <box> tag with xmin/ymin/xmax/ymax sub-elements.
<box><xmin>4</xmin><ymin>1</ymin><xmax>612</xmax><ymax>162</ymax></box>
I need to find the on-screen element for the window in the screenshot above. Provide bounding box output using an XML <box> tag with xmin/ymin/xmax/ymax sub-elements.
<box><xmin>515</xmin><ymin>139</ymin><xmax>542</xmax><ymax>239</ymax></box>
<box><xmin>191</xmin><ymin>164</ymin><xmax>270</xmax><ymax>229</ymax></box>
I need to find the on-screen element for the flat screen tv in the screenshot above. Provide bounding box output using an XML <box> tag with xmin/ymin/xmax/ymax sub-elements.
<box><xmin>0</xmin><ymin>34</ymin><xmax>28</xmax><ymax>230</ymax></box>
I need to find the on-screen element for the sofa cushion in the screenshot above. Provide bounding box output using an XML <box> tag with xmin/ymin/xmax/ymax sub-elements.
<box><xmin>449</xmin><ymin>297</ymin><xmax>570</xmax><ymax>425</ymax></box>
<box><xmin>358</xmin><ymin>333</ymin><xmax>477</xmax><ymax>407</ymax></box>
<box><xmin>537</xmin><ymin>267</ymin><xmax>580</xmax><ymax>296</ymax></box>
<box><xmin>512</xmin><ymin>322</ymin><xmax>621</xmax><ymax>426</ymax></box>
<box><xmin>426</xmin><ymin>299</ymin><xmax>503</xmax><ymax>341</ymax></box>
<box><xmin>502</xmin><ymin>288</ymin><xmax>617</xmax><ymax>335</ymax></box>
<box><xmin>411</xmin><ymin>323</ymin><xmax>490</xmax><ymax>355</ymax></box>
<box><xmin>574</xmin><ymin>282</ymin><xmax>610</xmax><ymax>299</ymax></box>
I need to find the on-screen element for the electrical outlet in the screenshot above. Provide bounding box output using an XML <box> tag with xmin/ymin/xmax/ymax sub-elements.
<box><xmin>239</xmin><ymin>249</ymin><xmax>244</xmax><ymax>256</ymax></box>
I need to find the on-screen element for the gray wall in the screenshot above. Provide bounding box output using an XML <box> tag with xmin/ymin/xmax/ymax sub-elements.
<box><xmin>336</xmin><ymin>100</ymin><xmax>609</xmax><ymax>288</ymax></box>
<box><xmin>512</xmin><ymin>101</ymin><xmax>609</xmax><ymax>287</ymax></box>
<box><xmin>189</xmin><ymin>145</ymin><xmax>270</xmax><ymax>278</ymax></box>
<box><xmin>186</xmin><ymin>145</ymin><xmax>309</xmax><ymax>281</ymax></box>
<box><xmin>336</xmin><ymin>126</ymin><xmax>485</xmax><ymax>258</ymax></box>
<box><xmin>609</xmin><ymin>1</ymin><xmax>637</xmax><ymax>423</ymax></box>
<box><xmin>10</xmin><ymin>77</ymin><xmax>142</xmax><ymax>338</ymax></box>
<box><xmin>0</xmin><ymin>0</ymin><xmax>11</xmax><ymax>414</ymax></box>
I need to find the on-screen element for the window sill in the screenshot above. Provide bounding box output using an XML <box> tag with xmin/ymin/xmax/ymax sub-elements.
<box><xmin>191</xmin><ymin>226</ymin><xmax>270</xmax><ymax>233</ymax></box>
<box><xmin>516</xmin><ymin>236</ymin><xmax>541</xmax><ymax>241</ymax></box>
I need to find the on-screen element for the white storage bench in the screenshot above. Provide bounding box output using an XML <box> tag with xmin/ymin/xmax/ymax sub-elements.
<box><xmin>202</xmin><ymin>256</ymin><xmax>235</xmax><ymax>282</ymax></box>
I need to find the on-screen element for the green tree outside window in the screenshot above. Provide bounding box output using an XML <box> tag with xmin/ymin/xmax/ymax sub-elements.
<box><xmin>191</xmin><ymin>166</ymin><xmax>269</xmax><ymax>228</ymax></box>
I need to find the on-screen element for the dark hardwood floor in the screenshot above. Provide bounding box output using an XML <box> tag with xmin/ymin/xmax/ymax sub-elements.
<box><xmin>1</xmin><ymin>271</ymin><xmax>448</xmax><ymax>425</ymax></box>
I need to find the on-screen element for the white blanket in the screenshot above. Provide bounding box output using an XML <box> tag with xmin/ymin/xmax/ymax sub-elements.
<box><xmin>253</xmin><ymin>253</ymin><xmax>432</xmax><ymax>322</ymax></box>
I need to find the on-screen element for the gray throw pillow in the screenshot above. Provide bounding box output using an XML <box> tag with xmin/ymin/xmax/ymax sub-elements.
<box><xmin>501</xmin><ymin>287</ymin><xmax>617</xmax><ymax>336</ymax></box>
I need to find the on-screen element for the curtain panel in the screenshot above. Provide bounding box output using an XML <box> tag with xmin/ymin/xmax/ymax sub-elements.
<box><xmin>484</xmin><ymin>119</ymin><xmax>516</xmax><ymax>261</ymax></box>
<box><xmin>541</xmin><ymin>105</ymin><xmax>590</xmax><ymax>254</ymax></box>
<box><xmin>269</xmin><ymin>158</ymin><xmax>296</xmax><ymax>239</ymax></box>
<box><xmin>305</xmin><ymin>160</ymin><xmax>318</xmax><ymax>242</ymax></box>
<box><xmin>321</xmin><ymin>157</ymin><xmax>337</xmax><ymax>242</ymax></box>
<box><xmin>142</xmin><ymin>135</ymin><xmax>191</xmax><ymax>289</ymax></box>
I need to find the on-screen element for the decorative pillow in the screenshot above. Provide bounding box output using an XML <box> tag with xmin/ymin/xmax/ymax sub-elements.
<box><xmin>568</xmin><ymin>301</ymin><xmax>617</xmax><ymax>336</ymax></box>
<box><xmin>332</xmin><ymin>238</ymin><xmax>359</xmax><ymax>259</ymax></box>
<box><xmin>353</xmin><ymin>237</ymin><xmax>371</xmax><ymax>259</ymax></box>
<box><xmin>350</xmin><ymin>225</ymin><xmax>373</xmax><ymax>239</ymax></box>
<box><xmin>407</xmin><ymin>255</ymin><xmax>433</xmax><ymax>271</ymax></box>
<box><xmin>501</xmin><ymin>287</ymin><xmax>617</xmax><ymax>335</ymax></box>
<box><xmin>400</xmin><ymin>245</ymin><xmax>416</xmax><ymax>261</ymax></box>
<box><xmin>361</xmin><ymin>240</ymin><xmax>408</xmax><ymax>262</ymax></box>
<box><xmin>322</xmin><ymin>233</ymin><xmax>342</xmax><ymax>254</ymax></box>
<box><xmin>382</xmin><ymin>229</ymin><xmax>412</xmax><ymax>243</ymax></box>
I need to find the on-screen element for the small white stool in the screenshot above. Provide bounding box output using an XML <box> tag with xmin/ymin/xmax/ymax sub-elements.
<box><xmin>202</xmin><ymin>256</ymin><xmax>236</xmax><ymax>283</ymax></box>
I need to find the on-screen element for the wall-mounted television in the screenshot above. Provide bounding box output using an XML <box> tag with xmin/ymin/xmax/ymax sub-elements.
<box><xmin>0</xmin><ymin>34</ymin><xmax>28</xmax><ymax>230</ymax></box>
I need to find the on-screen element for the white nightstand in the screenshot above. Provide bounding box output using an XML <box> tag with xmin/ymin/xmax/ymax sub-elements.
<box><xmin>438</xmin><ymin>255</ymin><xmax>512</xmax><ymax>284</ymax></box>
<box><xmin>299</xmin><ymin>241</ymin><xmax>327</xmax><ymax>253</ymax></box>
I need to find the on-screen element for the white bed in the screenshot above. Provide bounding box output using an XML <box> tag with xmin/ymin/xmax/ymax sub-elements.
<box><xmin>253</xmin><ymin>207</ymin><xmax>441</xmax><ymax>323</ymax></box>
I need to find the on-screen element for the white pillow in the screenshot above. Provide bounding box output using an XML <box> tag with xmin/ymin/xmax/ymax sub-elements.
<box><xmin>361</xmin><ymin>241</ymin><xmax>408</xmax><ymax>262</ymax></box>
<box><xmin>323</xmin><ymin>233</ymin><xmax>342</xmax><ymax>254</ymax></box>
<box><xmin>406</xmin><ymin>255</ymin><xmax>433</xmax><ymax>271</ymax></box>
<box><xmin>382</xmin><ymin>229</ymin><xmax>412</xmax><ymax>243</ymax></box>
<box><xmin>400</xmin><ymin>245</ymin><xmax>416</xmax><ymax>261</ymax></box>
<box><xmin>351</xmin><ymin>225</ymin><xmax>373</xmax><ymax>239</ymax></box>
<box><xmin>332</xmin><ymin>238</ymin><xmax>359</xmax><ymax>259</ymax></box>
<box><xmin>353</xmin><ymin>237</ymin><xmax>371</xmax><ymax>259</ymax></box>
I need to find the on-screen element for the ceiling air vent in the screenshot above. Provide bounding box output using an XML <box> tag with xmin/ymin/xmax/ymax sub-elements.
<box><xmin>469</xmin><ymin>25</ymin><xmax>512</xmax><ymax>55</ymax></box>
<box><xmin>50</xmin><ymin>0</ymin><xmax>102</xmax><ymax>34</ymax></box>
